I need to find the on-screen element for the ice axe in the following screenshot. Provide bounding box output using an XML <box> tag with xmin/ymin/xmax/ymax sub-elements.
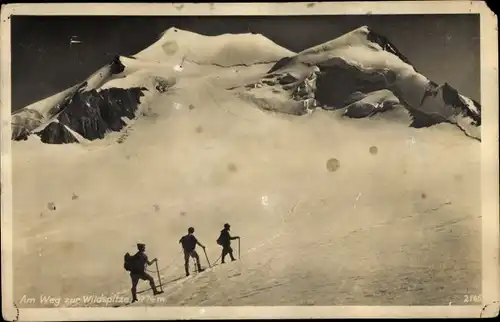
<box><xmin>238</xmin><ymin>237</ymin><xmax>241</xmax><ymax>260</ymax></box>
<box><xmin>155</xmin><ymin>260</ymin><xmax>163</xmax><ymax>293</ymax></box>
<box><xmin>203</xmin><ymin>247</ymin><xmax>211</xmax><ymax>268</ymax></box>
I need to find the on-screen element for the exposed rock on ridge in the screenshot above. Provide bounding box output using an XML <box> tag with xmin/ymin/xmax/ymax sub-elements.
<box><xmin>237</xmin><ymin>26</ymin><xmax>481</xmax><ymax>140</ymax></box>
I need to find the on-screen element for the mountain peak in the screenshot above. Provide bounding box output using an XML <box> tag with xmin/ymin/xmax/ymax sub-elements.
<box><xmin>158</xmin><ymin>26</ymin><xmax>195</xmax><ymax>39</ymax></box>
<box><xmin>108</xmin><ymin>55</ymin><xmax>127</xmax><ymax>75</ymax></box>
<box><xmin>365</xmin><ymin>27</ymin><xmax>414</xmax><ymax>68</ymax></box>
<box><xmin>133</xmin><ymin>26</ymin><xmax>295</xmax><ymax>66</ymax></box>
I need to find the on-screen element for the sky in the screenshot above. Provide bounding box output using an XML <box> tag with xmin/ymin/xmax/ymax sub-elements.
<box><xmin>11</xmin><ymin>14</ymin><xmax>480</xmax><ymax>112</ymax></box>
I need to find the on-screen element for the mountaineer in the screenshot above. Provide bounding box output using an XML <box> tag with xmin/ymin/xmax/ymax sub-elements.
<box><xmin>216</xmin><ymin>223</ymin><xmax>240</xmax><ymax>264</ymax></box>
<box><xmin>124</xmin><ymin>243</ymin><xmax>160</xmax><ymax>303</ymax></box>
<box><xmin>179</xmin><ymin>227</ymin><xmax>206</xmax><ymax>276</ymax></box>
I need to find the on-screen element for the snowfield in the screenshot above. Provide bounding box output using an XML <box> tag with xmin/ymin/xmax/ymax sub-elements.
<box><xmin>10</xmin><ymin>26</ymin><xmax>481</xmax><ymax>307</ymax></box>
<box><xmin>134</xmin><ymin>27</ymin><xmax>296</xmax><ymax>66</ymax></box>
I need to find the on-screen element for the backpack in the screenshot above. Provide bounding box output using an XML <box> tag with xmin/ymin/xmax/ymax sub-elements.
<box><xmin>216</xmin><ymin>232</ymin><xmax>224</xmax><ymax>246</ymax></box>
<box><xmin>124</xmin><ymin>252</ymin><xmax>133</xmax><ymax>271</ymax></box>
<box><xmin>124</xmin><ymin>252</ymin><xmax>142</xmax><ymax>272</ymax></box>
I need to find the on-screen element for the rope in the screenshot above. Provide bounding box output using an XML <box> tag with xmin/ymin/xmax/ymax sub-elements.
<box><xmin>130</xmin><ymin>248</ymin><xmax>226</xmax><ymax>296</ymax></box>
<box><xmin>145</xmin><ymin>249</ymin><xmax>182</xmax><ymax>274</ymax></box>
<box><xmin>212</xmin><ymin>254</ymin><xmax>222</xmax><ymax>266</ymax></box>
<box><xmin>143</xmin><ymin>246</ymin><xmax>232</xmax><ymax>277</ymax></box>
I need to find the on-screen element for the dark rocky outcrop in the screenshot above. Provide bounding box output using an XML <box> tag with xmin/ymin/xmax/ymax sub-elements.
<box><xmin>109</xmin><ymin>55</ymin><xmax>127</xmax><ymax>75</ymax></box>
<box><xmin>420</xmin><ymin>81</ymin><xmax>440</xmax><ymax>106</ymax></box>
<box><xmin>267</xmin><ymin>57</ymin><xmax>293</xmax><ymax>74</ymax></box>
<box><xmin>11</xmin><ymin>55</ymin><xmax>136</xmax><ymax>144</ymax></box>
<box><xmin>11</xmin><ymin>108</ymin><xmax>44</xmax><ymax>140</ymax></box>
<box><xmin>344</xmin><ymin>99</ymin><xmax>398</xmax><ymax>119</ymax></box>
<box><xmin>344</xmin><ymin>103</ymin><xmax>377</xmax><ymax>118</ymax></box>
<box><xmin>441</xmin><ymin>83</ymin><xmax>481</xmax><ymax>126</ymax></box>
<box><xmin>12</xmin><ymin>126</ymin><xmax>30</xmax><ymax>141</ymax></box>
<box><xmin>471</xmin><ymin>99</ymin><xmax>482</xmax><ymax>115</ymax></box>
<box><xmin>367</xmin><ymin>29</ymin><xmax>415</xmax><ymax>70</ymax></box>
<box><xmin>55</xmin><ymin>86</ymin><xmax>148</xmax><ymax>142</ymax></box>
<box><xmin>14</xmin><ymin>85</ymin><xmax>149</xmax><ymax>144</ymax></box>
<box><xmin>418</xmin><ymin>82</ymin><xmax>481</xmax><ymax>127</ymax></box>
<box><xmin>339</xmin><ymin>91</ymin><xmax>368</xmax><ymax>108</ymax></box>
<box><xmin>406</xmin><ymin>106</ymin><xmax>448</xmax><ymax>128</ymax></box>
<box><xmin>314</xmin><ymin>59</ymin><xmax>396</xmax><ymax>109</ymax></box>
<box><xmin>35</xmin><ymin>122</ymin><xmax>79</xmax><ymax>144</ymax></box>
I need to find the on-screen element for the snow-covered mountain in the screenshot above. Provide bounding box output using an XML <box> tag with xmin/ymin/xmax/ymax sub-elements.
<box><xmin>10</xmin><ymin>26</ymin><xmax>482</xmax><ymax>308</ymax></box>
<box><xmin>234</xmin><ymin>26</ymin><xmax>481</xmax><ymax>140</ymax></box>
<box><xmin>11</xmin><ymin>26</ymin><xmax>481</xmax><ymax>144</ymax></box>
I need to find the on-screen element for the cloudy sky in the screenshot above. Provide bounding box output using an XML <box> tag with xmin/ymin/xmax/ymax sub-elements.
<box><xmin>11</xmin><ymin>14</ymin><xmax>480</xmax><ymax>112</ymax></box>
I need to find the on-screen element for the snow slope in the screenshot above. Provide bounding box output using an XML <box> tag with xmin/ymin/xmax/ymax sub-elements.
<box><xmin>12</xmin><ymin>80</ymin><xmax>481</xmax><ymax>306</ymax></box>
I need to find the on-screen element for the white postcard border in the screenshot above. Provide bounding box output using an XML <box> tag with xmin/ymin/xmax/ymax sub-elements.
<box><xmin>1</xmin><ymin>1</ymin><xmax>498</xmax><ymax>320</ymax></box>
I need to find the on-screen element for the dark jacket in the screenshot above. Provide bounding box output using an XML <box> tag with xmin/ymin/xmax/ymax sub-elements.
<box><xmin>179</xmin><ymin>234</ymin><xmax>199</xmax><ymax>252</ymax></box>
<box><xmin>218</xmin><ymin>229</ymin><xmax>234</xmax><ymax>247</ymax></box>
<box><xmin>131</xmin><ymin>251</ymin><xmax>148</xmax><ymax>273</ymax></box>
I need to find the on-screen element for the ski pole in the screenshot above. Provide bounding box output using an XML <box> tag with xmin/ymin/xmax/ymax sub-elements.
<box><xmin>155</xmin><ymin>260</ymin><xmax>163</xmax><ymax>292</ymax></box>
<box><xmin>203</xmin><ymin>248</ymin><xmax>212</xmax><ymax>268</ymax></box>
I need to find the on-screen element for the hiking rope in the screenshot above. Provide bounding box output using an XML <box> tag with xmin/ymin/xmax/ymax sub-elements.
<box><xmin>145</xmin><ymin>249</ymin><xmax>183</xmax><ymax>274</ymax></box>
<box><xmin>129</xmin><ymin>248</ymin><xmax>224</xmax><ymax>297</ymax></box>
<box><xmin>143</xmin><ymin>247</ymin><xmax>232</xmax><ymax>278</ymax></box>
<box><xmin>212</xmin><ymin>254</ymin><xmax>222</xmax><ymax>266</ymax></box>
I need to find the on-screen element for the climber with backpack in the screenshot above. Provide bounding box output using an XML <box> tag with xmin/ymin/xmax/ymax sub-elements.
<box><xmin>216</xmin><ymin>223</ymin><xmax>240</xmax><ymax>264</ymax></box>
<box><xmin>179</xmin><ymin>227</ymin><xmax>206</xmax><ymax>276</ymax></box>
<box><xmin>124</xmin><ymin>243</ymin><xmax>161</xmax><ymax>303</ymax></box>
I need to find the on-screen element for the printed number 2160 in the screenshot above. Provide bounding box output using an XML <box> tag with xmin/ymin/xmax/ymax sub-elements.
<box><xmin>464</xmin><ymin>295</ymin><xmax>482</xmax><ymax>303</ymax></box>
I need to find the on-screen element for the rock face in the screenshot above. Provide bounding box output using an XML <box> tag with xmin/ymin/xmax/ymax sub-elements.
<box><xmin>55</xmin><ymin>87</ymin><xmax>147</xmax><ymax>141</ymax></box>
<box><xmin>13</xmin><ymin>86</ymin><xmax>147</xmax><ymax>144</ymax></box>
<box><xmin>35</xmin><ymin>121</ymin><xmax>80</xmax><ymax>144</ymax></box>
<box><xmin>342</xmin><ymin>89</ymin><xmax>401</xmax><ymax>119</ymax></box>
<box><xmin>365</xmin><ymin>29</ymin><xmax>415</xmax><ymax>68</ymax></box>
<box><xmin>11</xmin><ymin>109</ymin><xmax>43</xmax><ymax>141</ymax></box>
<box><xmin>313</xmin><ymin>58</ymin><xmax>398</xmax><ymax>109</ymax></box>
<box><xmin>11</xmin><ymin>83</ymin><xmax>86</xmax><ymax>141</ymax></box>
<box><xmin>11</xmin><ymin>55</ymin><xmax>150</xmax><ymax>144</ymax></box>
<box><xmin>236</xmin><ymin>65</ymin><xmax>321</xmax><ymax>116</ymax></box>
